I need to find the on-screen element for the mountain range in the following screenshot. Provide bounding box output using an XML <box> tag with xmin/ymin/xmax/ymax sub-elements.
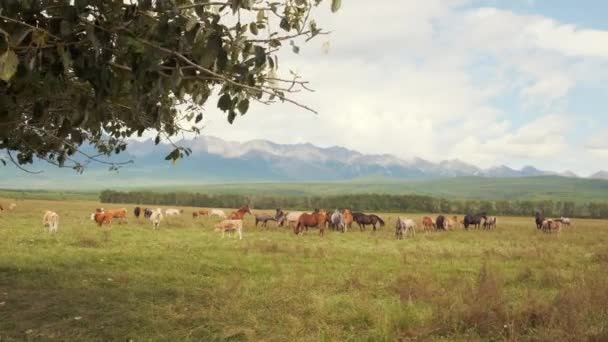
<box><xmin>1</xmin><ymin>135</ymin><xmax>607</xmax><ymax>189</ymax></box>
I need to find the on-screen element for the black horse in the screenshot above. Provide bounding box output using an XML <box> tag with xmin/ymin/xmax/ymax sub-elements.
<box><xmin>463</xmin><ymin>212</ymin><xmax>487</xmax><ymax>230</ymax></box>
<box><xmin>134</xmin><ymin>206</ymin><xmax>141</xmax><ymax>218</ymax></box>
<box><xmin>535</xmin><ymin>212</ymin><xmax>544</xmax><ymax>230</ymax></box>
<box><xmin>436</xmin><ymin>215</ymin><xmax>446</xmax><ymax>231</ymax></box>
<box><xmin>353</xmin><ymin>213</ymin><xmax>385</xmax><ymax>231</ymax></box>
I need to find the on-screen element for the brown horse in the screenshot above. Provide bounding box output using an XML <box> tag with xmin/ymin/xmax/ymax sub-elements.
<box><xmin>193</xmin><ymin>209</ymin><xmax>210</xmax><ymax>219</ymax></box>
<box><xmin>342</xmin><ymin>209</ymin><xmax>354</xmax><ymax>229</ymax></box>
<box><xmin>422</xmin><ymin>216</ymin><xmax>436</xmax><ymax>232</ymax></box>
<box><xmin>229</xmin><ymin>205</ymin><xmax>252</xmax><ymax>220</ymax></box>
<box><xmin>295</xmin><ymin>210</ymin><xmax>328</xmax><ymax>236</ymax></box>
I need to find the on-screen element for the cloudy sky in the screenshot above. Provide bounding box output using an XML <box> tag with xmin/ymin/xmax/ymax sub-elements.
<box><xmin>200</xmin><ymin>0</ymin><xmax>608</xmax><ymax>176</ymax></box>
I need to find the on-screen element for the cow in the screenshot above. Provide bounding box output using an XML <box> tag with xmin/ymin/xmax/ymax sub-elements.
<box><xmin>105</xmin><ymin>208</ymin><xmax>127</xmax><ymax>224</ymax></box>
<box><xmin>436</xmin><ymin>215</ymin><xmax>447</xmax><ymax>231</ymax></box>
<box><xmin>92</xmin><ymin>211</ymin><xmax>113</xmax><ymax>228</ymax></box>
<box><xmin>209</xmin><ymin>209</ymin><xmax>227</xmax><ymax>219</ymax></box>
<box><xmin>134</xmin><ymin>206</ymin><xmax>141</xmax><ymax>218</ymax></box>
<box><xmin>215</xmin><ymin>220</ymin><xmax>243</xmax><ymax>240</ymax></box>
<box><xmin>42</xmin><ymin>210</ymin><xmax>59</xmax><ymax>233</ymax></box>
<box><xmin>422</xmin><ymin>216</ymin><xmax>435</xmax><ymax>232</ymax></box>
<box><xmin>165</xmin><ymin>209</ymin><xmax>183</xmax><ymax>216</ymax></box>
<box><xmin>150</xmin><ymin>209</ymin><xmax>163</xmax><ymax>229</ymax></box>
<box><xmin>395</xmin><ymin>217</ymin><xmax>416</xmax><ymax>240</ymax></box>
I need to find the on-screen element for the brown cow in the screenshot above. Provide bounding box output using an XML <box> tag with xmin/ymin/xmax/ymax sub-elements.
<box><xmin>422</xmin><ymin>216</ymin><xmax>436</xmax><ymax>232</ymax></box>
<box><xmin>92</xmin><ymin>211</ymin><xmax>113</xmax><ymax>228</ymax></box>
<box><xmin>295</xmin><ymin>210</ymin><xmax>328</xmax><ymax>236</ymax></box>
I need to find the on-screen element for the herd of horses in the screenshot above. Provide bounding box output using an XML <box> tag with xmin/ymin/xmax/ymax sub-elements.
<box><xmin>8</xmin><ymin>201</ymin><xmax>572</xmax><ymax>239</ymax></box>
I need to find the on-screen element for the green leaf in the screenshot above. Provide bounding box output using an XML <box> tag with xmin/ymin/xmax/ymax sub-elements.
<box><xmin>331</xmin><ymin>0</ymin><xmax>341</xmax><ymax>12</ymax></box>
<box><xmin>249</xmin><ymin>22</ymin><xmax>259</xmax><ymax>35</ymax></box>
<box><xmin>0</xmin><ymin>50</ymin><xmax>19</xmax><ymax>81</ymax></box>
<box><xmin>227</xmin><ymin>110</ymin><xmax>237</xmax><ymax>124</ymax></box>
<box><xmin>195</xmin><ymin>113</ymin><xmax>203</xmax><ymax>123</ymax></box>
<box><xmin>217</xmin><ymin>93</ymin><xmax>232</xmax><ymax>111</ymax></box>
<box><xmin>237</xmin><ymin>99</ymin><xmax>249</xmax><ymax>115</ymax></box>
<box><xmin>254</xmin><ymin>46</ymin><xmax>266</xmax><ymax>67</ymax></box>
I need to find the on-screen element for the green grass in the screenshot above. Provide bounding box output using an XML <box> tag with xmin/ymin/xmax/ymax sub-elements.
<box><xmin>132</xmin><ymin>176</ymin><xmax>608</xmax><ymax>203</ymax></box>
<box><xmin>1</xmin><ymin>198</ymin><xmax>608</xmax><ymax>340</ymax></box>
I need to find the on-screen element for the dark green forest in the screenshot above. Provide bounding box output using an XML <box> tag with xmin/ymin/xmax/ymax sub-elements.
<box><xmin>99</xmin><ymin>190</ymin><xmax>608</xmax><ymax>219</ymax></box>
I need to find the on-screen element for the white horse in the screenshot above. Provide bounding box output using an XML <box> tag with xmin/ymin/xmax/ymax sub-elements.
<box><xmin>395</xmin><ymin>217</ymin><xmax>416</xmax><ymax>239</ymax></box>
<box><xmin>42</xmin><ymin>210</ymin><xmax>59</xmax><ymax>233</ymax></box>
<box><xmin>331</xmin><ymin>209</ymin><xmax>346</xmax><ymax>232</ymax></box>
<box><xmin>209</xmin><ymin>209</ymin><xmax>227</xmax><ymax>219</ymax></box>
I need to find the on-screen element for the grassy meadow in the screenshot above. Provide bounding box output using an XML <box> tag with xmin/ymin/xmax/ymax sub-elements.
<box><xmin>1</xmin><ymin>198</ymin><xmax>608</xmax><ymax>341</ymax></box>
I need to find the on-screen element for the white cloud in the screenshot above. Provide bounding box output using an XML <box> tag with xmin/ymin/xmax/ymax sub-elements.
<box><xmin>195</xmin><ymin>1</ymin><xmax>608</xmax><ymax>174</ymax></box>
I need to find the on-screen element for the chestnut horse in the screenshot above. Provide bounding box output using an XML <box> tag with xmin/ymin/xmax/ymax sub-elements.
<box><xmin>295</xmin><ymin>210</ymin><xmax>328</xmax><ymax>236</ymax></box>
<box><xmin>229</xmin><ymin>205</ymin><xmax>252</xmax><ymax>220</ymax></box>
<box><xmin>342</xmin><ymin>209</ymin><xmax>354</xmax><ymax>229</ymax></box>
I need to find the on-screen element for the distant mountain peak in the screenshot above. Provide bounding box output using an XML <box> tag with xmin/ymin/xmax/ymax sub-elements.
<box><xmin>590</xmin><ymin>170</ymin><xmax>608</xmax><ymax>180</ymax></box>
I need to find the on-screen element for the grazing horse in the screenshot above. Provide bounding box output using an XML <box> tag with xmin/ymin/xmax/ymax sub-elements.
<box><xmin>255</xmin><ymin>213</ymin><xmax>276</xmax><ymax>227</ymax></box>
<box><xmin>134</xmin><ymin>206</ymin><xmax>141</xmax><ymax>219</ymax></box>
<box><xmin>42</xmin><ymin>210</ymin><xmax>59</xmax><ymax>233</ymax></box>
<box><xmin>144</xmin><ymin>208</ymin><xmax>153</xmax><ymax>219</ymax></box>
<box><xmin>542</xmin><ymin>219</ymin><xmax>561</xmax><ymax>235</ymax></box>
<box><xmin>342</xmin><ymin>209</ymin><xmax>354</xmax><ymax>229</ymax></box>
<box><xmin>435</xmin><ymin>215</ymin><xmax>446</xmax><ymax>231</ymax></box>
<box><xmin>352</xmin><ymin>213</ymin><xmax>385</xmax><ymax>231</ymax></box>
<box><xmin>422</xmin><ymin>216</ymin><xmax>435</xmax><ymax>232</ymax></box>
<box><xmin>446</xmin><ymin>216</ymin><xmax>458</xmax><ymax>230</ymax></box>
<box><xmin>463</xmin><ymin>212</ymin><xmax>487</xmax><ymax>230</ymax></box>
<box><xmin>557</xmin><ymin>216</ymin><xmax>571</xmax><ymax>226</ymax></box>
<box><xmin>535</xmin><ymin>212</ymin><xmax>545</xmax><ymax>230</ymax></box>
<box><xmin>483</xmin><ymin>216</ymin><xmax>497</xmax><ymax>230</ymax></box>
<box><xmin>275</xmin><ymin>208</ymin><xmax>287</xmax><ymax>226</ymax></box>
<box><xmin>330</xmin><ymin>209</ymin><xmax>346</xmax><ymax>232</ymax></box>
<box><xmin>229</xmin><ymin>205</ymin><xmax>252</xmax><ymax>220</ymax></box>
<box><xmin>395</xmin><ymin>217</ymin><xmax>416</xmax><ymax>239</ymax></box>
<box><xmin>295</xmin><ymin>210</ymin><xmax>328</xmax><ymax>235</ymax></box>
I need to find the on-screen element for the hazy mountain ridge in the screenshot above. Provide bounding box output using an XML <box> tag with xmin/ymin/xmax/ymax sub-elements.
<box><xmin>1</xmin><ymin>135</ymin><xmax>607</xmax><ymax>189</ymax></box>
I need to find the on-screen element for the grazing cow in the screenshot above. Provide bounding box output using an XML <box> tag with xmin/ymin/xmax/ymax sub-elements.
<box><xmin>229</xmin><ymin>205</ymin><xmax>252</xmax><ymax>220</ymax></box>
<box><xmin>535</xmin><ymin>212</ymin><xmax>545</xmax><ymax>230</ymax></box>
<box><xmin>342</xmin><ymin>209</ymin><xmax>354</xmax><ymax>229</ymax></box>
<box><xmin>463</xmin><ymin>212</ymin><xmax>487</xmax><ymax>230</ymax></box>
<box><xmin>92</xmin><ymin>211</ymin><xmax>113</xmax><ymax>228</ymax></box>
<box><xmin>285</xmin><ymin>211</ymin><xmax>304</xmax><ymax>228</ymax></box>
<box><xmin>541</xmin><ymin>219</ymin><xmax>561</xmax><ymax>235</ymax></box>
<box><xmin>483</xmin><ymin>216</ymin><xmax>497</xmax><ymax>230</ymax></box>
<box><xmin>557</xmin><ymin>217</ymin><xmax>571</xmax><ymax>226</ymax></box>
<box><xmin>352</xmin><ymin>213</ymin><xmax>385</xmax><ymax>231</ymax></box>
<box><xmin>215</xmin><ymin>220</ymin><xmax>243</xmax><ymax>240</ymax></box>
<box><xmin>436</xmin><ymin>215</ymin><xmax>447</xmax><ymax>231</ymax></box>
<box><xmin>422</xmin><ymin>216</ymin><xmax>436</xmax><ymax>232</ymax></box>
<box><xmin>395</xmin><ymin>217</ymin><xmax>416</xmax><ymax>240</ymax></box>
<box><xmin>295</xmin><ymin>210</ymin><xmax>328</xmax><ymax>235</ymax></box>
<box><xmin>42</xmin><ymin>210</ymin><xmax>59</xmax><ymax>233</ymax></box>
<box><xmin>330</xmin><ymin>209</ymin><xmax>346</xmax><ymax>232</ymax></box>
<box><xmin>446</xmin><ymin>216</ymin><xmax>458</xmax><ymax>230</ymax></box>
<box><xmin>101</xmin><ymin>208</ymin><xmax>128</xmax><ymax>224</ymax></box>
<box><xmin>193</xmin><ymin>209</ymin><xmax>209</xmax><ymax>219</ymax></box>
<box><xmin>150</xmin><ymin>209</ymin><xmax>163</xmax><ymax>229</ymax></box>
<box><xmin>210</xmin><ymin>209</ymin><xmax>227</xmax><ymax>219</ymax></box>
<box><xmin>8</xmin><ymin>203</ymin><xmax>16</xmax><ymax>210</ymax></box>
<box><xmin>255</xmin><ymin>213</ymin><xmax>276</xmax><ymax>227</ymax></box>
<box><xmin>165</xmin><ymin>209</ymin><xmax>183</xmax><ymax>216</ymax></box>
<box><xmin>134</xmin><ymin>206</ymin><xmax>141</xmax><ymax>218</ymax></box>
<box><xmin>144</xmin><ymin>208</ymin><xmax>153</xmax><ymax>219</ymax></box>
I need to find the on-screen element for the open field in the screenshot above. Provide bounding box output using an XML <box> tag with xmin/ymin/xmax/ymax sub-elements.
<box><xmin>1</xmin><ymin>199</ymin><xmax>608</xmax><ymax>340</ymax></box>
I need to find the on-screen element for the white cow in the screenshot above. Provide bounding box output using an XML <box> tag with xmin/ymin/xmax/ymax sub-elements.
<box><xmin>209</xmin><ymin>209</ymin><xmax>227</xmax><ymax>219</ymax></box>
<box><xmin>165</xmin><ymin>208</ymin><xmax>183</xmax><ymax>216</ymax></box>
<box><xmin>150</xmin><ymin>208</ymin><xmax>163</xmax><ymax>229</ymax></box>
<box><xmin>42</xmin><ymin>210</ymin><xmax>59</xmax><ymax>233</ymax></box>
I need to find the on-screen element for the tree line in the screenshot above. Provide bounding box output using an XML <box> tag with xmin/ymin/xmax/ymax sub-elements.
<box><xmin>99</xmin><ymin>190</ymin><xmax>608</xmax><ymax>219</ymax></box>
